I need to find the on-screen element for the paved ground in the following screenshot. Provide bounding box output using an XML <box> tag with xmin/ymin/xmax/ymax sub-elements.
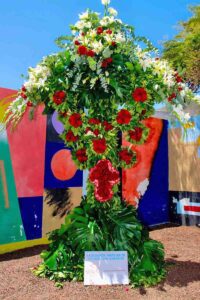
<box><xmin>0</xmin><ymin>226</ymin><xmax>200</xmax><ymax>300</ymax></box>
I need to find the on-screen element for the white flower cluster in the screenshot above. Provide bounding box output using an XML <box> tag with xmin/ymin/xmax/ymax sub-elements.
<box><xmin>24</xmin><ymin>64</ymin><xmax>51</xmax><ymax>92</ymax></box>
<box><xmin>172</xmin><ymin>104</ymin><xmax>191</xmax><ymax>123</ymax></box>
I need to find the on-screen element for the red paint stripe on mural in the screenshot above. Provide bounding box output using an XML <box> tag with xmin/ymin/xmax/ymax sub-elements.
<box><xmin>184</xmin><ymin>206</ymin><xmax>200</xmax><ymax>212</ymax></box>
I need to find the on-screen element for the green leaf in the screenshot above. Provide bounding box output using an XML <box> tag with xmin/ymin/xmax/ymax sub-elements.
<box><xmin>87</xmin><ymin>57</ymin><xmax>96</xmax><ymax>71</ymax></box>
<box><xmin>110</xmin><ymin>78</ymin><xmax>123</xmax><ymax>98</ymax></box>
<box><xmin>125</xmin><ymin>62</ymin><xmax>134</xmax><ymax>71</ymax></box>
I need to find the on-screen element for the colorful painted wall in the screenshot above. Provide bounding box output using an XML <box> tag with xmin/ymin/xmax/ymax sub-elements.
<box><xmin>0</xmin><ymin>87</ymin><xmax>170</xmax><ymax>254</ymax></box>
<box><xmin>168</xmin><ymin>118</ymin><xmax>200</xmax><ymax>225</ymax></box>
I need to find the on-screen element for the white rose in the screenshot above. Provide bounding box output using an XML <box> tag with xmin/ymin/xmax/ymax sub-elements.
<box><xmin>108</xmin><ymin>7</ymin><xmax>118</xmax><ymax>16</ymax></box>
<box><xmin>101</xmin><ymin>0</ymin><xmax>110</xmax><ymax>5</ymax></box>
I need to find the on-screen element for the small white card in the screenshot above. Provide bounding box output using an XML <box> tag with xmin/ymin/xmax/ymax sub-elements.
<box><xmin>84</xmin><ymin>251</ymin><xmax>129</xmax><ymax>285</ymax></box>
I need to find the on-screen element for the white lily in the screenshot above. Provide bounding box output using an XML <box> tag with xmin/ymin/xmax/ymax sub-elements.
<box><xmin>101</xmin><ymin>0</ymin><xmax>110</xmax><ymax>5</ymax></box>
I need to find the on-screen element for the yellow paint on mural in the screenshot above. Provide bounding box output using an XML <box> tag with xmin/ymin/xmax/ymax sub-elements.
<box><xmin>42</xmin><ymin>187</ymin><xmax>82</xmax><ymax>237</ymax></box>
<box><xmin>0</xmin><ymin>94</ymin><xmax>17</xmax><ymax>122</ymax></box>
<box><xmin>0</xmin><ymin>237</ymin><xmax>49</xmax><ymax>255</ymax></box>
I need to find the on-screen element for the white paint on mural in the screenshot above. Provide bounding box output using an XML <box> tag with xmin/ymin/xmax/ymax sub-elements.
<box><xmin>137</xmin><ymin>178</ymin><xmax>149</xmax><ymax>197</ymax></box>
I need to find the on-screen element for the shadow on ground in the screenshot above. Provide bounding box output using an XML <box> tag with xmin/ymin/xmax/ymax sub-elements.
<box><xmin>0</xmin><ymin>245</ymin><xmax>47</xmax><ymax>262</ymax></box>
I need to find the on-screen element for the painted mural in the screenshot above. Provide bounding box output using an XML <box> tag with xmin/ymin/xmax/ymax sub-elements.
<box><xmin>168</xmin><ymin>118</ymin><xmax>200</xmax><ymax>225</ymax></box>
<box><xmin>0</xmin><ymin>87</ymin><xmax>170</xmax><ymax>254</ymax></box>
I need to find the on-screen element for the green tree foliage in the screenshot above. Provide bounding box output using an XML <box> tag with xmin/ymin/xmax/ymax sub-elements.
<box><xmin>162</xmin><ymin>5</ymin><xmax>200</xmax><ymax>92</ymax></box>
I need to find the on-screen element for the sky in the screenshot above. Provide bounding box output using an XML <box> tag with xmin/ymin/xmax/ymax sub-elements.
<box><xmin>0</xmin><ymin>0</ymin><xmax>199</xmax><ymax>90</ymax></box>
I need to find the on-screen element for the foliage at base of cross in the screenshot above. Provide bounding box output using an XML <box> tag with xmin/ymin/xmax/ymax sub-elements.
<box><xmin>33</xmin><ymin>198</ymin><xmax>166</xmax><ymax>288</ymax></box>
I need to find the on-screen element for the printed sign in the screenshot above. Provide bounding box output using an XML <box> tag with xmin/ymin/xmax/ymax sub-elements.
<box><xmin>84</xmin><ymin>251</ymin><xmax>129</xmax><ymax>285</ymax></box>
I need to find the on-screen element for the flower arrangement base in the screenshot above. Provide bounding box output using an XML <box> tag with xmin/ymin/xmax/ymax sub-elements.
<box><xmin>33</xmin><ymin>198</ymin><xmax>166</xmax><ymax>288</ymax></box>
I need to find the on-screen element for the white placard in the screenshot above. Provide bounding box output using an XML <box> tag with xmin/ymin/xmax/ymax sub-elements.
<box><xmin>84</xmin><ymin>251</ymin><xmax>129</xmax><ymax>285</ymax></box>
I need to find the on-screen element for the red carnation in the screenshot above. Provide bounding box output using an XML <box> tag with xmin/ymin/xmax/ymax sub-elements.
<box><xmin>88</xmin><ymin>118</ymin><xmax>101</xmax><ymax>125</ymax></box>
<box><xmin>93</xmin><ymin>129</ymin><xmax>100</xmax><ymax>136</ymax></box>
<box><xmin>77</xmin><ymin>45</ymin><xmax>88</xmax><ymax>55</ymax></box>
<box><xmin>101</xmin><ymin>60</ymin><xmax>108</xmax><ymax>68</ymax></box>
<box><xmin>132</xmin><ymin>87</ymin><xmax>148</xmax><ymax>102</ymax></box>
<box><xmin>175</xmin><ymin>73</ymin><xmax>183</xmax><ymax>83</ymax></box>
<box><xmin>65</xmin><ymin>130</ymin><xmax>78</xmax><ymax>142</ymax></box>
<box><xmin>69</xmin><ymin>113</ymin><xmax>82</xmax><ymax>128</ymax></box>
<box><xmin>53</xmin><ymin>91</ymin><xmax>66</xmax><ymax>105</ymax></box>
<box><xmin>103</xmin><ymin>121</ymin><xmax>114</xmax><ymax>131</ymax></box>
<box><xmin>74</xmin><ymin>40</ymin><xmax>80</xmax><ymax>46</ymax></box>
<box><xmin>119</xmin><ymin>149</ymin><xmax>133</xmax><ymax>165</ymax></box>
<box><xmin>106</xmin><ymin>57</ymin><xmax>113</xmax><ymax>64</ymax></box>
<box><xmin>87</xmin><ymin>50</ymin><xmax>96</xmax><ymax>57</ymax></box>
<box><xmin>101</xmin><ymin>57</ymin><xmax>113</xmax><ymax>68</ymax></box>
<box><xmin>97</xmin><ymin>27</ymin><xmax>103</xmax><ymax>34</ymax></box>
<box><xmin>20</xmin><ymin>92</ymin><xmax>27</xmax><ymax>99</ymax></box>
<box><xmin>27</xmin><ymin>101</ymin><xmax>33</xmax><ymax>107</ymax></box>
<box><xmin>106</xmin><ymin>29</ymin><xmax>112</xmax><ymax>34</ymax></box>
<box><xmin>168</xmin><ymin>93</ymin><xmax>176</xmax><ymax>102</ymax></box>
<box><xmin>116</xmin><ymin>109</ymin><xmax>132</xmax><ymax>125</ymax></box>
<box><xmin>93</xmin><ymin>138</ymin><xmax>107</xmax><ymax>154</ymax></box>
<box><xmin>76</xmin><ymin>148</ymin><xmax>88</xmax><ymax>162</ymax></box>
<box><xmin>129</xmin><ymin>127</ymin><xmax>143</xmax><ymax>142</ymax></box>
<box><xmin>85</xmin><ymin>127</ymin><xmax>92</xmax><ymax>134</ymax></box>
<box><xmin>21</xmin><ymin>85</ymin><xmax>26</xmax><ymax>92</ymax></box>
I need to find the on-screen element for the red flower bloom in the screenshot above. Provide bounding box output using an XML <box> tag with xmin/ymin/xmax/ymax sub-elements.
<box><xmin>85</xmin><ymin>127</ymin><xmax>92</xmax><ymax>134</ymax></box>
<box><xmin>106</xmin><ymin>57</ymin><xmax>113</xmax><ymax>64</ymax></box>
<box><xmin>116</xmin><ymin>109</ymin><xmax>132</xmax><ymax>125</ymax></box>
<box><xmin>119</xmin><ymin>149</ymin><xmax>133</xmax><ymax>165</ymax></box>
<box><xmin>53</xmin><ymin>91</ymin><xmax>66</xmax><ymax>105</ymax></box>
<box><xmin>97</xmin><ymin>27</ymin><xmax>103</xmax><ymax>34</ymax></box>
<box><xmin>178</xmin><ymin>86</ymin><xmax>183</xmax><ymax>91</ymax></box>
<box><xmin>111</xmin><ymin>41</ymin><xmax>116</xmax><ymax>47</ymax></box>
<box><xmin>102</xmin><ymin>121</ymin><xmax>114</xmax><ymax>131</ymax></box>
<box><xmin>88</xmin><ymin>118</ymin><xmax>101</xmax><ymax>125</ymax></box>
<box><xmin>77</xmin><ymin>45</ymin><xmax>88</xmax><ymax>55</ymax></box>
<box><xmin>86</xmin><ymin>49</ymin><xmax>96</xmax><ymax>57</ymax></box>
<box><xmin>93</xmin><ymin>138</ymin><xmax>107</xmax><ymax>154</ymax></box>
<box><xmin>101</xmin><ymin>60</ymin><xmax>108</xmax><ymax>68</ymax></box>
<box><xmin>21</xmin><ymin>85</ymin><xmax>26</xmax><ymax>92</ymax></box>
<box><xmin>132</xmin><ymin>87</ymin><xmax>148</xmax><ymax>102</ymax></box>
<box><xmin>27</xmin><ymin>101</ymin><xmax>33</xmax><ymax>107</ymax></box>
<box><xmin>89</xmin><ymin>159</ymin><xmax>120</xmax><ymax>202</ymax></box>
<box><xmin>69</xmin><ymin>113</ymin><xmax>82</xmax><ymax>128</ymax></box>
<box><xmin>101</xmin><ymin>57</ymin><xmax>113</xmax><ymax>68</ymax></box>
<box><xmin>66</xmin><ymin>130</ymin><xmax>78</xmax><ymax>142</ymax></box>
<box><xmin>106</xmin><ymin>29</ymin><xmax>112</xmax><ymax>34</ymax></box>
<box><xmin>129</xmin><ymin>127</ymin><xmax>143</xmax><ymax>142</ymax></box>
<box><xmin>168</xmin><ymin>93</ymin><xmax>176</xmax><ymax>102</ymax></box>
<box><xmin>175</xmin><ymin>73</ymin><xmax>183</xmax><ymax>83</ymax></box>
<box><xmin>74</xmin><ymin>40</ymin><xmax>80</xmax><ymax>46</ymax></box>
<box><xmin>20</xmin><ymin>92</ymin><xmax>27</xmax><ymax>99</ymax></box>
<box><xmin>76</xmin><ymin>148</ymin><xmax>88</xmax><ymax>163</ymax></box>
<box><xmin>93</xmin><ymin>129</ymin><xmax>100</xmax><ymax>136</ymax></box>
